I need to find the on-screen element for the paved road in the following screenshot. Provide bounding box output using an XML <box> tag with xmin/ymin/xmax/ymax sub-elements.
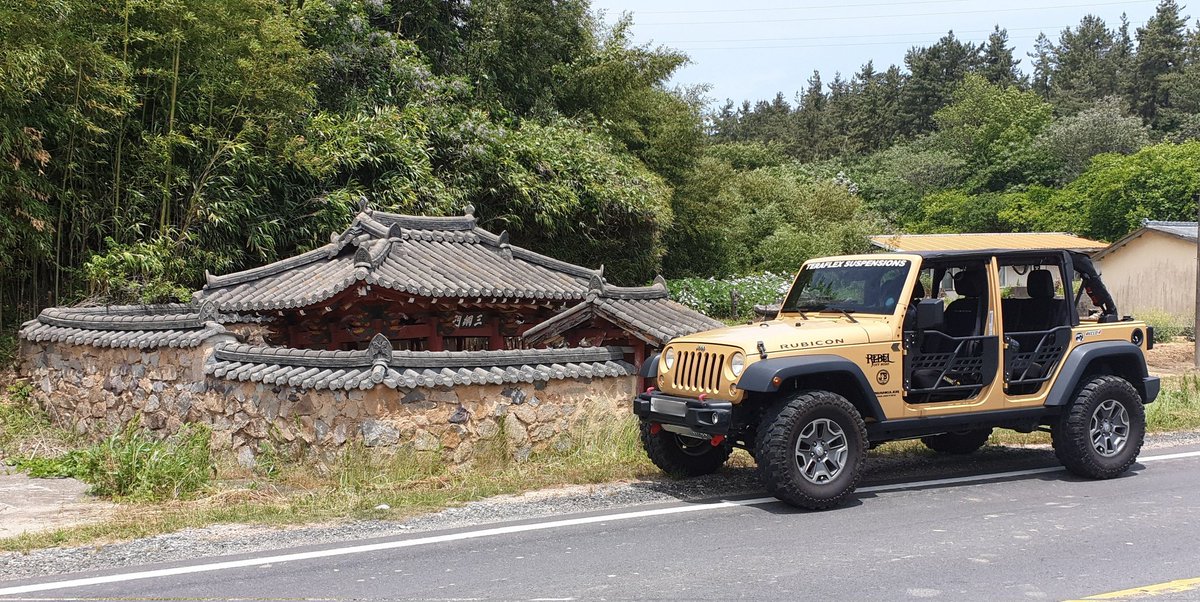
<box><xmin>3</xmin><ymin>445</ymin><xmax>1200</xmax><ymax>601</ymax></box>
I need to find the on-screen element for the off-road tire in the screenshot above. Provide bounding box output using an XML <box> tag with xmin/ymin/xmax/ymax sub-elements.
<box><xmin>921</xmin><ymin>428</ymin><xmax>993</xmax><ymax>455</ymax></box>
<box><xmin>755</xmin><ymin>390</ymin><xmax>868</xmax><ymax>510</ymax></box>
<box><xmin>639</xmin><ymin>421</ymin><xmax>732</xmax><ymax>477</ymax></box>
<box><xmin>1052</xmin><ymin>375</ymin><xmax>1145</xmax><ymax>479</ymax></box>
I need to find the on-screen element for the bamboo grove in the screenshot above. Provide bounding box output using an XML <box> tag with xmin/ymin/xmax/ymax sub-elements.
<box><xmin>3</xmin><ymin>0</ymin><xmax>1200</xmax><ymax>335</ymax></box>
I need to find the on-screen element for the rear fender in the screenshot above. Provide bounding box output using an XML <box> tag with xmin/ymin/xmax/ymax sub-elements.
<box><xmin>1045</xmin><ymin>341</ymin><xmax>1156</xmax><ymax>405</ymax></box>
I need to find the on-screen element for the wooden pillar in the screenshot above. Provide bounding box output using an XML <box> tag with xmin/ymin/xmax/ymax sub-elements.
<box><xmin>487</xmin><ymin>316</ymin><xmax>504</xmax><ymax>351</ymax></box>
<box><xmin>633</xmin><ymin>341</ymin><xmax>647</xmax><ymax>392</ymax></box>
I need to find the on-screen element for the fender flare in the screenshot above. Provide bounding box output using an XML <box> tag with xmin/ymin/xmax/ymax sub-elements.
<box><xmin>1044</xmin><ymin>341</ymin><xmax>1154</xmax><ymax>406</ymax></box>
<box><xmin>738</xmin><ymin>354</ymin><xmax>886</xmax><ymax>422</ymax></box>
<box><xmin>640</xmin><ymin>352</ymin><xmax>661</xmax><ymax>379</ymax></box>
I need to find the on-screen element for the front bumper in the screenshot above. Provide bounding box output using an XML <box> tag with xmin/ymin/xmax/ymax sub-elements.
<box><xmin>632</xmin><ymin>392</ymin><xmax>733</xmax><ymax>435</ymax></box>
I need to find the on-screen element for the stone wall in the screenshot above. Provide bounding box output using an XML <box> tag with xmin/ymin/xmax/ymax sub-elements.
<box><xmin>18</xmin><ymin>340</ymin><xmax>637</xmax><ymax>466</ymax></box>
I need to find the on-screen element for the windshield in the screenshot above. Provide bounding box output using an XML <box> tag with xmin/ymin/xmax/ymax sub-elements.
<box><xmin>781</xmin><ymin>259</ymin><xmax>912</xmax><ymax>315</ymax></box>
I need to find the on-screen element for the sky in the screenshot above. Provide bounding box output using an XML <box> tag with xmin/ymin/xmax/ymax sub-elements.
<box><xmin>588</xmin><ymin>0</ymin><xmax>1171</xmax><ymax>109</ymax></box>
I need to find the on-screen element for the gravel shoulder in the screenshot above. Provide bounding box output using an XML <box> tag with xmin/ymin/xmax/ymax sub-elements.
<box><xmin>3</xmin><ymin>429</ymin><xmax>1198</xmax><ymax>583</ymax></box>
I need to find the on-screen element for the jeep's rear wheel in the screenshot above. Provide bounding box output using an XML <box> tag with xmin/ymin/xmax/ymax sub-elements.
<box><xmin>755</xmin><ymin>390</ymin><xmax>868</xmax><ymax>510</ymax></box>
<box><xmin>1053</xmin><ymin>375</ymin><xmax>1145</xmax><ymax>479</ymax></box>
<box><xmin>921</xmin><ymin>428</ymin><xmax>993</xmax><ymax>454</ymax></box>
<box><xmin>639</xmin><ymin>421</ymin><xmax>732</xmax><ymax>477</ymax></box>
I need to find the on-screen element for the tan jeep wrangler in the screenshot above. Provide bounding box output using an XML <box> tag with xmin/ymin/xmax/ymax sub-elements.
<box><xmin>634</xmin><ymin>250</ymin><xmax>1159</xmax><ymax>509</ymax></box>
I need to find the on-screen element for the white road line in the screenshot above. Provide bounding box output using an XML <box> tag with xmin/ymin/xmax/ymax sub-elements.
<box><xmin>2</xmin><ymin>448</ymin><xmax>1199</xmax><ymax>597</ymax></box>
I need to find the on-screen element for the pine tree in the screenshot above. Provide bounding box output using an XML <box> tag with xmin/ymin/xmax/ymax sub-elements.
<box><xmin>795</xmin><ymin>71</ymin><xmax>826</xmax><ymax>159</ymax></box>
<box><xmin>1028</xmin><ymin>33</ymin><xmax>1055</xmax><ymax>96</ymax></box>
<box><xmin>1051</xmin><ymin>15</ymin><xmax>1120</xmax><ymax>114</ymax></box>
<box><xmin>900</xmin><ymin>31</ymin><xmax>982</xmax><ymax>135</ymax></box>
<box><xmin>1114</xmin><ymin>14</ymin><xmax>1137</xmax><ymax>104</ymax></box>
<box><xmin>1132</xmin><ymin>0</ymin><xmax>1189</xmax><ymax>125</ymax></box>
<box><xmin>980</xmin><ymin>26</ymin><xmax>1021</xmax><ymax>87</ymax></box>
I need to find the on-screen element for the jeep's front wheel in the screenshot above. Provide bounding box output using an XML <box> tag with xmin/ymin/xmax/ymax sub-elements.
<box><xmin>639</xmin><ymin>421</ymin><xmax>732</xmax><ymax>477</ymax></box>
<box><xmin>921</xmin><ymin>428</ymin><xmax>993</xmax><ymax>454</ymax></box>
<box><xmin>1053</xmin><ymin>375</ymin><xmax>1145</xmax><ymax>479</ymax></box>
<box><xmin>755</xmin><ymin>390</ymin><xmax>868</xmax><ymax>510</ymax></box>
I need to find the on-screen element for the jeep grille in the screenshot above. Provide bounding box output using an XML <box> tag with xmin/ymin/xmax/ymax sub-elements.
<box><xmin>671</xmin><ymin>350</ymin><xmax>726</xmax><ymax>394</ymax></box>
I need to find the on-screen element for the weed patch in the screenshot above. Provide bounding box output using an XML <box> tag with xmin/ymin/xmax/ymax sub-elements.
<box><xmin>1148</xmin><ymin>375</ymin><xmax>1200</xmax><ymax>431</ymax></box>
<box><xmin>0</xmin><ymin>383</ymin><xmax>82</xmax><ymax>458</ymax></box>
<box><xmin>72</xmin><ymin>421</ymin><xmax>214</xmax><ymax>501</ymax></box>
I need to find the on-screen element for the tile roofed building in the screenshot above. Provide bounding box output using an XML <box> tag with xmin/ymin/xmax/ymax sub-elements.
<box><xmin>523</xmin><ymin>278</ymin><xmax>723</xmax><ymax>347</ymax></box>
<box><xmin>21</xmin><ymin>204</ymin><xmax>719</xmax><ymax>389</ymax></box>
<box><xmin>193</xmin><ymin>208</ymin><xmax>599</xmax><ymax>311</ymax></box>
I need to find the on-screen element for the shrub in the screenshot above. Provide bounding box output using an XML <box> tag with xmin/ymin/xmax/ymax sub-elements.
<box><xmin>1139</xmin><ymin>310</ymin><xmax>1186</xmax><ymax>344</ymax></box>
<box><xmin>667</xmin><ymin>272</ymin><xmax>791</xmax><ymax>322</ymax></box>
<box><xmin>72</xmin><ymin>422</ymin><xmax>214</xmax><ymax>501</ymax></box>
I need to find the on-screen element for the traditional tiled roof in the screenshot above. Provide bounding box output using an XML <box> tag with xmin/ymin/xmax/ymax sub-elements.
<box><xmin>205</xmin><ymin>335</ymin><xmax>635</xmax><ymax>390</ymax></box>
<box><xmin>19</xmin><ymin>304</ymin><xmax>228</xmax><ymax>349</ymax></box>
<box><xmin>523</xmin><ymin>277</ymin><xmax>723</xmax><ymax>347</ymax></box>
<box><xmin>22</xmin><ymin>207</ymin><xmax>721</xmax><ymax>360</ymax></box>
<box><xmin>194</xmin><ymin>207</ymin><xmax>602</xmax><ymax>311</ymax></box>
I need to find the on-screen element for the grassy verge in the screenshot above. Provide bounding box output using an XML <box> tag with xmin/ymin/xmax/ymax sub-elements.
<box><xmin>0</xmin><ymin>407</ymin><xmax>658</xmax><ymax>553</ymax></box>
<box><xmin>3</xmin><ymin>373</ymin><xmax>1199</xmax><ymax>553</ymax></box>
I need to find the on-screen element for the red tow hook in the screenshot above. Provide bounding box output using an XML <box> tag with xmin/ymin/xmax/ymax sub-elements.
<box><xmin>649</xmin><ymin>422</ymin><xmax>662</xmax><ymax>435</ymax></box>
<box><xmin>710</xmin><ymin>435</ymin><xmax>726</xmax><ymax>447</ymax></box>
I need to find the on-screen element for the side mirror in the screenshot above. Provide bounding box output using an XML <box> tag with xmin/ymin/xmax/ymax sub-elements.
<box><xmin>916</xmin><ymin>299</ymin><xmax>945</xmax><ymax>331</ymax></box>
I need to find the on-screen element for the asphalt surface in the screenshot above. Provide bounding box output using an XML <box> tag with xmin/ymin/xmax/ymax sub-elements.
<box><xmin>2</xmin><ymin>444</ymin><xmax>1200</xmax><ymax>601</ymax></box>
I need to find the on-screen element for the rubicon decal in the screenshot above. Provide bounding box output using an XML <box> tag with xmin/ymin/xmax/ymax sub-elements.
<box><xmin>780</xmin><ymin>338</ymin><xmax>846</xmax><ymax>350</ymax></box>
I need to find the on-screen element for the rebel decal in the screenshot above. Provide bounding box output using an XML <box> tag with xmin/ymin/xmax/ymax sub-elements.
<box><xmin>867</xmin><ymin>353</ymin><xmax>893</xmax><ymax>366</ymax></box>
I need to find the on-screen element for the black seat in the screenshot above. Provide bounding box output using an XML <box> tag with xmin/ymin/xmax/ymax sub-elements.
<box><xmin>1021</xmin><ymin>269</ymin><xmax>1067</xmax><ymax>331</ymax></box>
<box><xmin>910</xmin><ymin>268</ymin><xmax>988</xmax><ymax>393</ymax></box>
<box><xmin>944</xmin><ymin>268</ymin><xmax>986</xmax><ymax>338</ymax></box>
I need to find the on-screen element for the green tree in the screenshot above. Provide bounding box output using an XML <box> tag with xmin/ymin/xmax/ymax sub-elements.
<box><xmin>461</xmin><ymin>0</ymin><xmax>593</xmax><ymax>116</ymax></box>
<box><xmin>899</xmin><ymin>32</ymin><xmax>981</xmax><ymax>135</ymax></box>
<box><xmin>1132</xmin><ymin>0</ymin><xmax>1189</xmax><ymax>125</ymax></box>
<box><xmin>854</xmin><ymin>141</ymin><xmax>966</xmax><ymax>228</ymax></box>
<box><xmin>1034</xmin><ymin>96</ymin><xmax>1150</xmax><ymax>183</ymax></box>
<box><xmin>911</xmin><ymin>190</ymin><xmax>1013</xmax><ymax>233</ymax></box>
<box><xmin>932</xmin><ymin>74</ymin><xmax>1054</xmax><ymax>191</ymax></box>
<box><xmin>1028</xmin><ymin>33</ymin><xmax>1055</xmax><ymax>96</ymax></box>
<box><xmin>1054</xmin><ymin>141</ymin><xmax>1200</xmax><ymax>240</ymax></box>
<box><xmin>1049</xmin><ymin>15</ymin><xmax>1122</xmax><ymax>114</ymax></box>
<box><xmin>980</xmin><ymin>26</ymin><xmax>1021</xmax><ymax>87</ymax></box>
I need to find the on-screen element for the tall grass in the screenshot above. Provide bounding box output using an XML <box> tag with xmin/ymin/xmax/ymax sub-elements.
<box><xmin>75</xmin><ymin>422</ymin><xmax>214</xmax><ymax>501</ymax></box>
<box><xmin>1139</xmin><ymin>309</ymin><xmax>1189</xmax><ymax>344</ymax></box>
<box><xmin>1148</xmin><ymin>374</ymin><xmax>1200</xmax><ymax>431</ymax></box>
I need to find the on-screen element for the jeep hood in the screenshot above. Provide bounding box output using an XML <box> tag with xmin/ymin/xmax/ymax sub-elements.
<box><xmin>669</xmin><ymin>317</ymin><xmax>891</xmax><ymax>353</ymax></box>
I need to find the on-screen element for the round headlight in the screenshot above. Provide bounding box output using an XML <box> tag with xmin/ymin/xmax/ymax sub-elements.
<box><xmin>663</xmin><ymin>348</ymin><xmax>676</xmax><ymax>371</ymax></box>
<box><xmin>730</xmin><ymin>352</ymin><xmax>746</xmax><ymax>377</ymax></box>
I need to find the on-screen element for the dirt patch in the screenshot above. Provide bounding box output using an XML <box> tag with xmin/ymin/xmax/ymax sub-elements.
<box><xmin>0</xmin><ymin>467</ymin><xmax>116</xmax><ymax>539</ymax></box>
<box><xmin>1146</xmin><ymin>341</ymin><xmax>1197</xmax><ymax>376</ymax></box>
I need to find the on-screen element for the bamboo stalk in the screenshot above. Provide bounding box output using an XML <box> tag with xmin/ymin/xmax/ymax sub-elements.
<box><xmin>113</xmin><ymin>0</ymin><xmax>130</xmax><ymax>232</ymax></box>
<box><xmin>56</xmin><ymin>63</ymin><xmax>85</xmax><ymax>305</ymax></box>
<box><xmin>160</xmin><ymin>34</ymin><xmax>181</xmax><ymax>234</ymax></box>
